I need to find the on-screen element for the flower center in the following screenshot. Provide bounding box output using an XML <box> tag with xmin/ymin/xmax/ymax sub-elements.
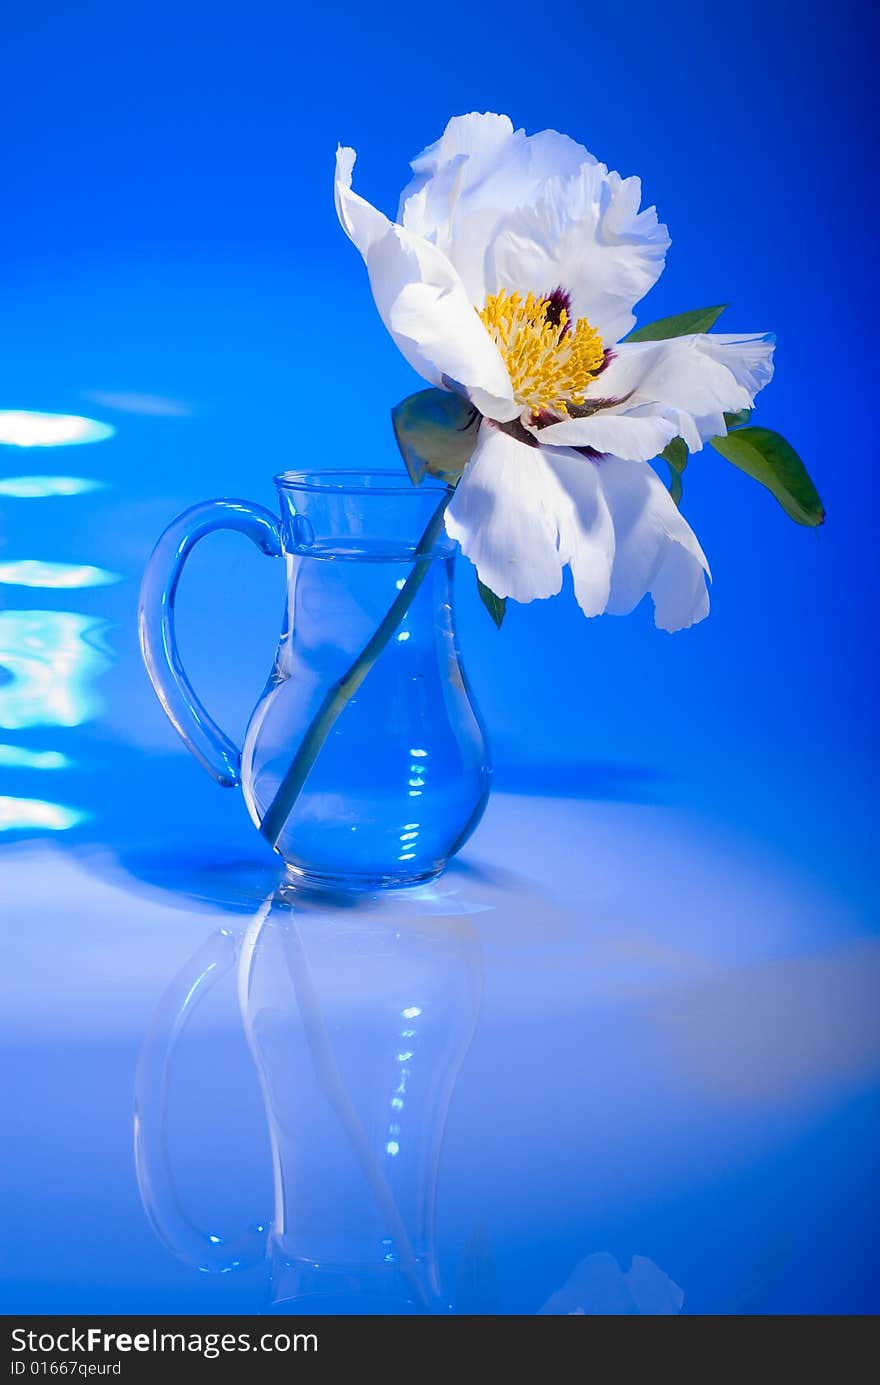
<box><xmin>478</xmin><ymin>289</ymin><xmax>605</xmax><ymax>417</ymax></box>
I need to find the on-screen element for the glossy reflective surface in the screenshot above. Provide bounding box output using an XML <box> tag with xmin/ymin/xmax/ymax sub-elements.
<box><xmin>1</xmin><ymin>1</ymin><xmax>877</xmax><ymax>1308</ymax></box>
<box><xmin>135</xmin><ymin>888</ymin><xmax>483</xmax><ymax>1312</ymax></box>
<box><xmin>3</xmin><ymin>771</ymin><xmax>879</xmax><ymax>1313</ymax></box>
<box><xmin>1</xmin><ymin>414</ymin><xmax>879</xmax><ymax>1314</ymax></box>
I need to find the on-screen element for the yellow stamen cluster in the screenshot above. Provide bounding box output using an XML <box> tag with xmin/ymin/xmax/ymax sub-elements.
<box><xmin>478</xmin><ymin>289</ymin><xmax>605</xmax><ymax>417</ymax></box>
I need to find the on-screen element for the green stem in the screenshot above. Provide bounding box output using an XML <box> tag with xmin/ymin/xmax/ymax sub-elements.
<box><xmin>260</xmin><ymin>487</ymin><xmax>453</xmax><ymax>849</ymax></box>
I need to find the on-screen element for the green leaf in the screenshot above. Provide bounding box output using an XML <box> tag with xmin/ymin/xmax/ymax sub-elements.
<box><xmin>723</xmin><ymin>408</ymin><xmax>752</xmax><ymax>430</ymax></box>
<box><xmin>626</xmin><ymin>305</ymin><xmax>728</xmax><ymax>343</ymax></box>
<box><xmin>709</xmin><ymin>427</ymin><xmax>824</xmax><ymax>526</ymax></box>
<box><xmin>660</xmin><ymin>436</ymin><xmax>688</xmax><ymax>507</ymax></box>
<box><xmin>391</xmin><ymin>387</ymin><xmax>479</xmax><ymax>486</ymax></box>
<box><xmin>476</xmin><ymin>575</ymin><xmax>507</xmax><ymax>628</ymax></box>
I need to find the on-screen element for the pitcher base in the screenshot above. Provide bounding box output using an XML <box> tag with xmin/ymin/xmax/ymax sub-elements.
<box><xmin>281</xmin><ymin>862</ymin><xmax>445</xmax><ymax>894</ymax></box>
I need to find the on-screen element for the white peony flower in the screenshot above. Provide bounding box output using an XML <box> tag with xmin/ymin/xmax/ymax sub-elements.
<box><xmin>334</xmin><ymin>113</ymin><xmax>776</xmax><ymax>632</ymax></box>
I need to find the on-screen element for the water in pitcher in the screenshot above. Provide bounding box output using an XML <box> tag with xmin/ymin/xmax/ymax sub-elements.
<box><xmin>241</xmin><ymin>529</ymin><xmax>490</xmax><ymax>887</ymax></box>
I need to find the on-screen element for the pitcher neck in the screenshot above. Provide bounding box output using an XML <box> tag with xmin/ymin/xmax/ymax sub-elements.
<box><xmin>275</xmin><ymin>470</ymin><xmax>454</xmax><ymax>561</ymax></box>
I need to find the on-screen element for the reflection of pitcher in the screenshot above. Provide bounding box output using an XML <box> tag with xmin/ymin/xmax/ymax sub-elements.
<box><xmin>134</xmin><ymin>886</ymin><xmax>483</xmax><ymax>1313</ymax></box>
<box><xmin>138</xmin><ymin>472</ymin><xmax>491</xmax><ymax>888</ymax></box>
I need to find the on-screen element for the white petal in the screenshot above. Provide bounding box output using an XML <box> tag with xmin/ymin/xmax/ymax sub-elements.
<box><xmin>547</xmin><ymin>448</ymin><xmax>708</xmax><ymax>627</ymax></box>
<box><xmin>334</xmin><ymin>146</ymin><xmax>518</xmax><ymax>421</ymax></box>
<box><xmin>447</xmin><ymin>425</ymin><xmax>709</xmax><ymax>631</ymax></box>
<box><xmin>536</xmin><ymin>408</ymin><xmax>678</xmax><ymax>462</ymax></box>
<box><xmin>649</xmin><ymin>538</ymin><xmax>711</xmax><ymax>631</ymax></box>
<box><xmin>402</xmin><ymin>113</ymin><xmax>516</xmax><ymax>204</ymax></box>
<box><xmin>398</xmin><ymin>113</ymin><xmax>590</xmax><ymax>305</ymax></box>
<box><xmin>542</xmin><ymin>449</ymin><xmax>615</xmax><ymax>616</ymax></box>
<box><xmin>445</xmin><ymin>423</ymin><xmax>567</xmax><ymax>602</ymax></box>
<box><xmin>594</xmin><ymin>332</ymin><xmax>775</xmax><ymax>448</ymax></box>
<box><xmin>597</xmin><ymin>456</ymin><xmax>710</xmax><ymax>631</ymax></box>
<box><xmin>698</xmin><ymin>332</ymin><xmax>776</xmax><ymax>399</ymax></box>
<box><xmin>655</xmin><ymin>408</ymin><xmax>706</xmax><ymax>454</ymax></box>
<box><xmin>487</xmin><ymin>162</ymin><xmax>670</xmax><ymax>343</ymax></box>
<box><xmin>399</xmin><ymin>113</ymin><xmax>516</xmax><ymax>239</ymax></box>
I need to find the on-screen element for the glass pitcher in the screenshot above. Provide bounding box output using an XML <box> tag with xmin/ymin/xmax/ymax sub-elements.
<box><xmin>139</xmin><ymin>471</ymin><xmax>491</xmax><ymax>889</ymax></box>
<box><xmin>134</xmin><ymin>884</ymin><xmax>484</xmax><ymax>1314</ymax></box>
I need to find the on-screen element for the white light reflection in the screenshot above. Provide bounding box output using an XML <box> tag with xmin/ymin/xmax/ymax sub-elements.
<box><xmin>0</xmin><ymin>476</ymin><xmax>103</xmax><ymax>498</ymax></box>
<box><xmin>0</xmin><ymin>560</ymin><xmax>120</xmax><ymax>589</ymax></box>
<box><xmin>0</xmin><ymin>745</ymin><xmax>71</xmax><ymax>770</ymax></box>
<box><xmin>0</xmin><ymin>411</ymin><xmax>115</xmax><ymax>447</ymax></box>
<box><xmin>399</xmin><ymin>814</ymin><xmax>421</xmax><ymax>860</ymax></box>
<box><xmin>384</xmin><ymin>1005</ymin><xmax>424</xmax><ymax>1157</ymax></box>
<box><xmin>0</xmin><ymin>796</ymin><xmax>87</xmax><ymax>832</ymax></box>
<box><xmin>0</xmin><ymin>611</ymin><xmax>111</xmax><ymax>729</ymax></box>
<box><xmin>396</xmin><ymin>630</ymin><xmax>410</xmax><ymax>643</ymax></box>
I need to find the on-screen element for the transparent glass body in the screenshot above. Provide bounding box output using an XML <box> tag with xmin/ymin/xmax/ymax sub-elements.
<box><xmin>139</xmin><ymin>471</ymin><xmax>491</xmax><ymax>889</ymax></box>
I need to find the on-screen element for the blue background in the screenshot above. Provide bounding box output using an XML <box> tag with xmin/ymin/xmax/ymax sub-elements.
<box><xmin>1</xmin><ymin>0</ymin><xmax>878</xmax><ymax>1316</ymax></box>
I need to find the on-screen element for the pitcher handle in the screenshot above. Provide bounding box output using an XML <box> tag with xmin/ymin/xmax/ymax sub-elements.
<box><xmin>133</xmin><ymin>928</ymin><xmax>270</xmax><ymax>1273</ymax></box>
<box><xmin>138</xmin><ymin>499</ymin><xmax>282</xmax><ymax>787</ymax></box>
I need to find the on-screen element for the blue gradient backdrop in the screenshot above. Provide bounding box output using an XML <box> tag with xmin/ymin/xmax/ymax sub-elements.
<box><xmin>1</xmin><ymin>0</ymin><xmax>878</xmax><ymax>1315</ymax></box>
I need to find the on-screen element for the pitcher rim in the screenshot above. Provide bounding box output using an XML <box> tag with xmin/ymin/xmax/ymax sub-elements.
<box><xmin>274</xmin><ymin>469</ymin><xmax>448</xmax><ymax>497</ymax></box>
